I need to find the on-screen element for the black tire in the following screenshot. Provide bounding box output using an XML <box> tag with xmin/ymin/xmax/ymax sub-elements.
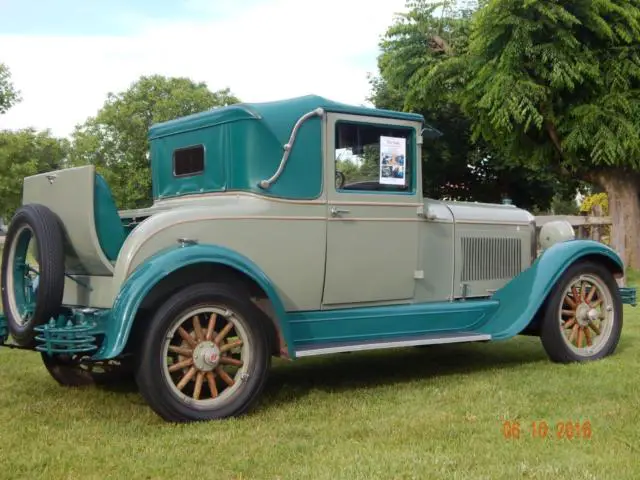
<box><xmin>1</xmin><ymin>204</ymin><xmax>65</xmax><ymax>347</ymax></box>
<box><xmin>539</xmin><ymin>260</ymin><xmax>623</xmax><ymax>363</ymax></box>
<box><xmin>41</xmin><ymin>353</ymin><xmax>136</xmax><ymax>388</ymax></box>
<box><xmin>135</xmin><ymin>282</ymin><xmax>271</xmax><ymax>423</ymax></box>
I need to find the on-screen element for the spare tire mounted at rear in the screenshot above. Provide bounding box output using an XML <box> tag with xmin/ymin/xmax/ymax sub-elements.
<box><xmin>0</xmin><ymin>204</ymin><xmax>66</xmax><ymax>347</ymax></box>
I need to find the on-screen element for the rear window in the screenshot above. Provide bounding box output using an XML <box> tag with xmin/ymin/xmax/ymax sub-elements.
<box><xmin>173</xmin><ymin>145</ymin><xmax>204</xmax><ymax>177</ymax></box>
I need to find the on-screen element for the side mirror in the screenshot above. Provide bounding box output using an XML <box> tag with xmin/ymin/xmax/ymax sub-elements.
<box><xmin>421</xmin><ymin>124</ymin><xmax>443</xmax><ymax>140</ymax></box>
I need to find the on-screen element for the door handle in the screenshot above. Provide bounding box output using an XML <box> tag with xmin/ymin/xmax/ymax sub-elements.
<box><xmin>329</xmin><ymin>206</ymin><xmax>350</xmax><ymax>217</ymax></box>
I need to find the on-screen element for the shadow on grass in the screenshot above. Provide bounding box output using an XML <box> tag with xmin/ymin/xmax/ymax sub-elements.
<box><xmin>7</xmin><ymin>330</ymin><xmax>632</xmax><ymax>422</ymax></box>
<box><xmin>94</xmin><ymin>330</ymin><xmax>630</xmax><ymax>402</ymax></box>
<box><xmin>260</xmin><ymin>336</ymin><xmax>550</xmax><ymax>407</ymax></box>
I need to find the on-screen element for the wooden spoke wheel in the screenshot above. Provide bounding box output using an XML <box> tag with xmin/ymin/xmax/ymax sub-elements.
<box><xmin>135</xmin><ymin>282</ymin><xmax>271</xmax><ymax>423</ymax></box>
<box><xmin>162</xmin><ymin>306</ymin><xmax>249</xmax><ymax>405</ymax></box>
<box><xmin>540</xmin><ymin>260</ymin><xmax>622</xmax><ymax>363</ymax></box>
<box><xmin>558</xmin><ymin>274</ymin><xmax>614</xmax><ymax>356</ymax></box>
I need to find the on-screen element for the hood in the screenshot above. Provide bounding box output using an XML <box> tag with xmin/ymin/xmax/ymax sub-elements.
<box><xmin>444</xmin><ymin>200</ymin><xmax>535</xmax><ymax>226</ymax></box>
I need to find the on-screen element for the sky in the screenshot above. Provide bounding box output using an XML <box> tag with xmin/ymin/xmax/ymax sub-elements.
<box><xmin>0</xmin><ymin>0</ymin><xmax>409</xmax><ymax>138</ymax></box>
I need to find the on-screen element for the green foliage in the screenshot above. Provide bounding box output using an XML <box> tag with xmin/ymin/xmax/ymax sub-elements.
<box><xmin>370</xmin><ymin>0</ymin><xmax>578</xmax><ymax>210</ymax></box>
<box><xmin>69</xmin><ymin>75</ymin><xmax>240</xmax><ymax>209</ymax></box>
<box><xmin>550</xmin><ymin>194</ymin><xmax>579</xmax><ymax>216</ymax></box>
<box><xmin>0</xmin><ymin>63</ymin><xmax>20</xmax><ymax>115</ymax></box>
<box><xmin>0</xmin><ymin>129</ymin><xmax>69</xmax><ymax>220</ymax></box>
<box><xmin>449</xmin><ymin>0</ymin><xmax>640</xmax><ymax>176</ymax></box>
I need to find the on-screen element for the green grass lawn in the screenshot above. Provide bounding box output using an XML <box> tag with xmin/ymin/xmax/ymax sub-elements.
<box><xmin>0</xmin><ymin>271</ymin><xmax>638</xmax><ymax>479</ymax></box>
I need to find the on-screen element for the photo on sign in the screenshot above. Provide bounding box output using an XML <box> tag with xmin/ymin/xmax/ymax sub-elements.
<box><xmin>379</xmin><ymin>136</ymin><xmax>406</xmax><ymax>186</ymax></box>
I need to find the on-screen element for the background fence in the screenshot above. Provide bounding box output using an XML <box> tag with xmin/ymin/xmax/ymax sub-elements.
<box><xmin>535</xmin><ymin>215</ymin><xmax>612</xmax><ymax>244</ymax></box>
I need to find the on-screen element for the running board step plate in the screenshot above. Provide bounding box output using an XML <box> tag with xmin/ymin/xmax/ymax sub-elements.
<box><xmin>295</xmin><ymin>332</ymin><xmax>492</xmax><ymax>358</ymax></box>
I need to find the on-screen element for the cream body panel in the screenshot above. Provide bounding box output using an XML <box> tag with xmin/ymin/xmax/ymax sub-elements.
<box><xmin>62</xmin><ymin>275</ymin><xmax>114</xmax><ymax>308</ymax></box>
<box><xmin>22</xmin><ymin>165</ymin><xmax>113</xmax><ymax>276</ymax></box>
<box><xmin>415</xmin><ymin>199</ymin><xmax>455</xmax><ymax>302</ymax></box>
<box><xmin>111</xmin><ymin>194</ymin><xmax>327</xmax><ymax>311</ymax></box>
<box><xmin>446</xmin><ymin>200</ymin><xmax>535</xmax><ymax>225</ymax></box>
<box><xmin>322</xmin><ymin>112</ymin><xmax>423</xmax><ymax>307</ymax></box>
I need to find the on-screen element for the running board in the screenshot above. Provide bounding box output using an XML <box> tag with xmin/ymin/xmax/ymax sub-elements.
<box><xmin>294</xmin><ymin>332</ymin><xmax>492</xmax><ymax>358</ymax></box>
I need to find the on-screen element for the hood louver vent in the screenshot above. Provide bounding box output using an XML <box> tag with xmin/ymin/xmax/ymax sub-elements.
<box><xmin>461</xmin><ymin>237</ymin><xmax>522</xmax><ymax>282</ymax></box>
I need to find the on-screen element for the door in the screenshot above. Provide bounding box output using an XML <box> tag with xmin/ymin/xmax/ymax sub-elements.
<box><xmin>322</xmin><ymin>113</ymin><xmax>421</xmax><ymax>307</ymax></box>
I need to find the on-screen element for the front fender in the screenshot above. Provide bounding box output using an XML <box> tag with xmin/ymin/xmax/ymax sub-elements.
<box><xmin>478</xmin><ymin>239</ymin><xmax>624</xmax><ymax>339</ymax></box>
<box><xmin>93</xmin><ymin>244</ymin><xmax>293</xmax><ymax>360</ymax></box>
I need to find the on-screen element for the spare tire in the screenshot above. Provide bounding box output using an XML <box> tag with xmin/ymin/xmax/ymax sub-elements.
<box><xmin>1</xmin><ymin>204</ymin><xmax>65</xmax><ymax>347</ymax></box>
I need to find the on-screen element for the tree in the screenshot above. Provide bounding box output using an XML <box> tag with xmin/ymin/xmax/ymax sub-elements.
<box><xmin>0</xmin><ymin>129</ymin><xmax>70</xmax><ymax>220</ymax></box>
<box><xmin>369</xmin><ymin>0</ymin><xmax>580</xmax><ymax>211</ymax></box>
<box><xmin>69</xmin><ymin>75</ymin><xmax>239</xmax><ymax>209</ymax></box>
<box><xmin>429</xmin><ymin>0</ymin><xmax>640</xmax><ymax>267</ymax></box>
<box><xmin>0</xmin><ymin>62</ymin><xmax>20</xmax><ymax>114</ymax></box>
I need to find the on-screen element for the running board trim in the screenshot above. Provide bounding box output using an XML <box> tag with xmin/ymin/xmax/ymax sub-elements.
<box><xmin>294</xmin><ymin>333</ymin><xmax>492</xmax><ymax>358</ymax></box>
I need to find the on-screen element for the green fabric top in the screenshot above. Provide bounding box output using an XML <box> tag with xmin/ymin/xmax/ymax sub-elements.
<box><xmin>147</xmin><ymin>95</ymin><xmax>427</xmax><ymax>201</ymax></box>
<box><xmin>148</xmin><ymin>95</ymin><xmax>425</xmax><ymax>141</ymax></box>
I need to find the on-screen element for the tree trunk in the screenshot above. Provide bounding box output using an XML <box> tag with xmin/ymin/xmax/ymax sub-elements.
<box><xmin>596</xmin><ymin>170</ymin><xmax>640</xmax><ymax>282</ymax></box>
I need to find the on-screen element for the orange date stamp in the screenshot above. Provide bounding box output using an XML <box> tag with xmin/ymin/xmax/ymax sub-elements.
<box><xmin>502</xmin><ymin>420</ymin><xmax>592</xmax><ymax>440</ymax></box>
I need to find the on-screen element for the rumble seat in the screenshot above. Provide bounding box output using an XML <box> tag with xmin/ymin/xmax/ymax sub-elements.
<box><xmin>22</xmin><ymin>165</ymin><xmax>127</xmax><ymax>276</ymax></box>
<box><xmin>93</xmin><ymin>173</ymin><xmax>127</xmax><ymax>262</ymax></box>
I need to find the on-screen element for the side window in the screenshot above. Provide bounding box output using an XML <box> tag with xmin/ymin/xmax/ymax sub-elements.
<box><xmin>173</xmin><ymin>145</ymin><xmax>204</xmax><ymax>177</ymax></box>
<box><xmin>334</xmin><ymin>122</ymin><xmax>413</xmax><ymax>192</ymax></box>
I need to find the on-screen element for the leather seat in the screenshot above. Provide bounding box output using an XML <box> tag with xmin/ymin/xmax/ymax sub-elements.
<box><xmin>93</xmin><ymin>173</ymin><xmax>127</xmax><ymax>263</ymax></box>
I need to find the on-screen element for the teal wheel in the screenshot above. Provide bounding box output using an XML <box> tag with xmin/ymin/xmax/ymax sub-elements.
<box><xmin>0</xmin><ymin>204</ymin><xmax>65</xmax><ymax>347</ymax></box>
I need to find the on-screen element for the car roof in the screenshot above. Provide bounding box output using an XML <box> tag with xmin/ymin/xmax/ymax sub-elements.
<box><xmin>148</xmin><ymin>94</ymin><xmax>425</xmax><ymax>142</ymax></box>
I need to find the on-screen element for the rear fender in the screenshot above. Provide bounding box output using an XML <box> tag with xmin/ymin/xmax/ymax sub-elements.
<box><xmin>478</xmin><ymin>239</ymin><xmax>624</xmax><ymax>339</ymax></box>
<box><xmin>92</xmin><ymin>244</ymin><xmax>292</xmax><ymax>360</ymax></box>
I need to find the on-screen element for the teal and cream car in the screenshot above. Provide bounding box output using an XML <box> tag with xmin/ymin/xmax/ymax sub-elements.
<box><xmin>0</xmin><ymin>95</ymin><xmax>635</xmax><ymax>423</ymax></box>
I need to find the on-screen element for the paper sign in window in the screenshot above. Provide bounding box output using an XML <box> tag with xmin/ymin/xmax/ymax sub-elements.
<box><xmin>379</xmin><ymin>136</ymin><xmax>406</xmax><ymax>186</ymax></box>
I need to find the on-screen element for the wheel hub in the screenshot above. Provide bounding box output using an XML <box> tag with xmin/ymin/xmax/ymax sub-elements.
<box><xmin>575</xmin><ymin>303</ymin><xmax>591</xmax><ymax>326</ymax></box>
<box><xmin>192</xmin><ymin>341</ymin><xmax>220</xmax><ymax>371</ymax></box>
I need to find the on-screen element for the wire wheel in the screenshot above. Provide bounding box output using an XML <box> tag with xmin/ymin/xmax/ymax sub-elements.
<box><xmin>162</xmin><ymin>306</ymin><xmax>249</xmax><ymax>406</ymax></box>
<box><xmin>558</xmin><ymin>273</ymin><xmax>614</xmax><ymax>357</ymax></box>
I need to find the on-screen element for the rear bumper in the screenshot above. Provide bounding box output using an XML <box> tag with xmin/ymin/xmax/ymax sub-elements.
<box><xmin>0</xmin><ymin>308</ymin><xmax>111</xmax><ymax>355</ymax></box>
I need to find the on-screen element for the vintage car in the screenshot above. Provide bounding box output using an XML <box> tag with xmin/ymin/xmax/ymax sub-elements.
<box><xmin>0</xmin><ymin>95</ymin><xmax>635</xmax><ymax>423</ymax></box>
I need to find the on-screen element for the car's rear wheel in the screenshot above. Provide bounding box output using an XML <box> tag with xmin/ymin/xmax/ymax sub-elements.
<box><xmin>135</xmin><ymin>282</ymin><xmax>271</xmax><ymax>422</ymax></box>
<box><xmin>539</xmin><ymin>260</ymin><xmax>622</xmax><ymax>363</ymax></box>
<box><xmin>0</xmin><ymin>204</ymin><xmax>65</xmax><ymax>347</ymax></box>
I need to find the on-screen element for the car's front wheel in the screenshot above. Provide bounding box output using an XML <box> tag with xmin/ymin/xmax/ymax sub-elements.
<box><xmin>539</xmin><ymin>260</ymin><xmax>623</xmax><ymax>363</ymax></box>
<box><xmin>135</xmin><ymin>282</ymin><xmax>271</xmax><ymax>422</ymax></box>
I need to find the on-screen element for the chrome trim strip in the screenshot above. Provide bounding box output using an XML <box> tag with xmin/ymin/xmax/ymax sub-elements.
<box><xmin>150</xmin><ymin>191</ymin><xmax>326</xmax><ymax>209</ymax></box>
<box><xmin>295</xmin><ymin>333</ymin><xmax>492</xmax><ymax>357</ymax></box>
<box><xmin>139</xmin><ymin>193</ymin><xmax>423</xmax><ymax>214</ymax></box>
<box><xmin>327</xmin><ymin>217</ymin><xmax>423</xmax><ymax>222</ymax></box>
<box><xmin>332</xmin><ymin>201</ymin><xmax>423</xmax><ymax>207</ymax></box>
<box><xmin>258</xmin><ymin>107</ymin><xmax>325</xmax><ymax>190</ymax></box>
<box><xmin>455</xmin><ymin>220</ymin><xmax>530</xmax><ymax>226</ymax></box>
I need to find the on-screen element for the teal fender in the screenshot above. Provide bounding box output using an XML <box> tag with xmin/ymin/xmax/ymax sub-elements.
<box><xmin>93</xmin><ymin>244</ymin><xmax>293</xmax><ymax>360</ymax></box>
<box><xmin>478</xmin><ymin>239</ymin><xmax>624</xmax><ymax>339</ymax></box>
